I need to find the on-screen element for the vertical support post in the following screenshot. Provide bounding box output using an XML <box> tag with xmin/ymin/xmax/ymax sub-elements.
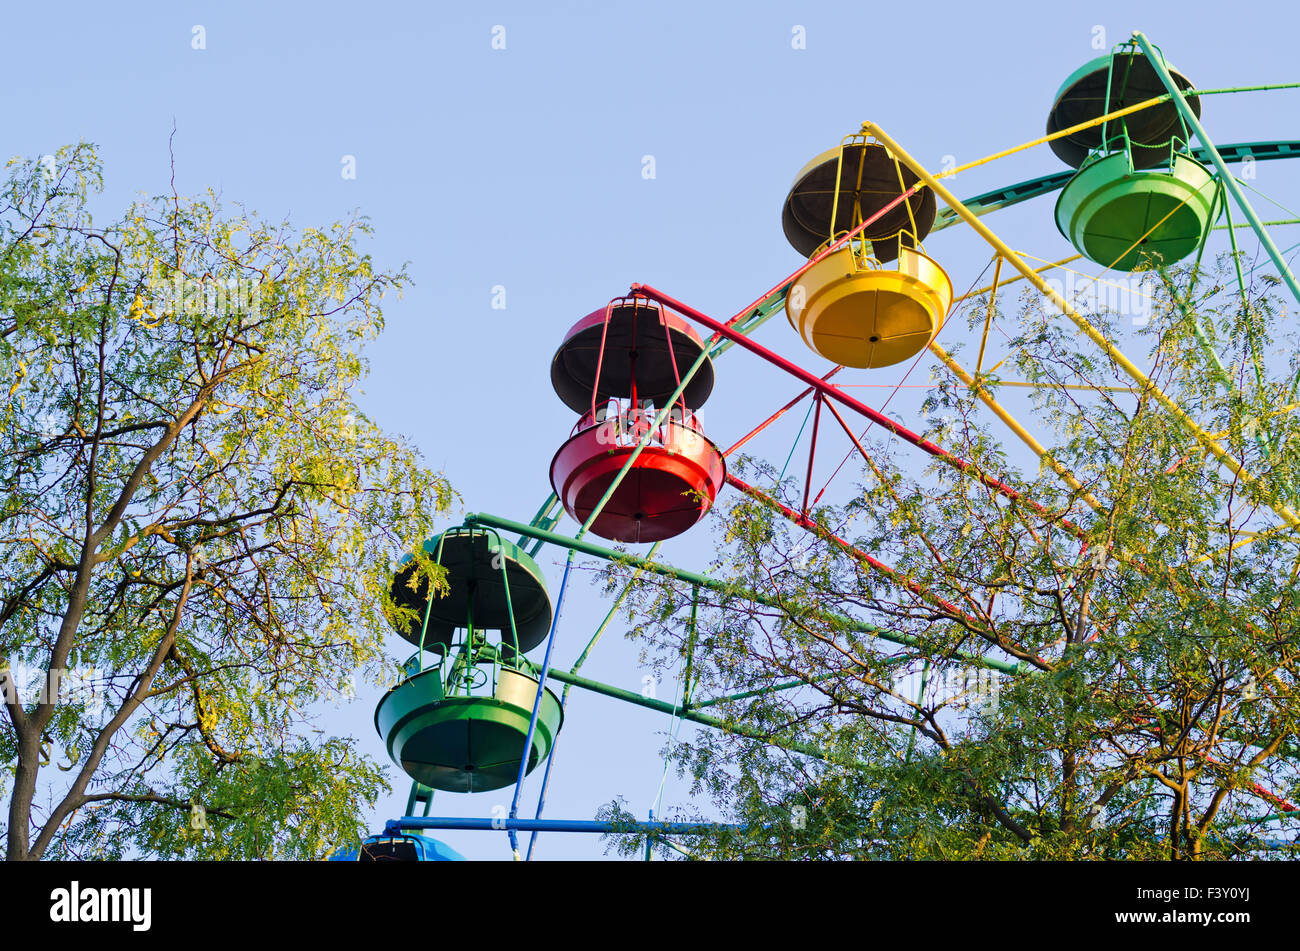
<box><xmin>507</xmin><ymin>551</ymin><xmax>574</xmax><ymax>859</ymax></box>
<box><xmin>801</xmin><ymin>394</ymin><xmax>823</xmax><ymax>516</ymax></box>
<box><xmin>682</xmin><ymin>585</ymin><xmax>700</xmax><ymax>709</ymax></box>
<box><xmin>976</xmin><ymin>255</ymin><xmax>1002</xmax><ymax>375</ymax></box>
<box><xmin>905</xmin><ymin>660</ymin><xmax>930</xmax><ymax>763</ymax></box>
<box><xmin>404</xmin><ymin>781</ymin><xmax>433</xmax><ymax>820</ymax></box>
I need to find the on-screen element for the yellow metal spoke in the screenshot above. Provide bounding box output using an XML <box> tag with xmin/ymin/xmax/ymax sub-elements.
<box><xmin>929</xmin><ymin>341</ymin><xmax>1106</xmax><ymax>514</ymax></box>
<box><xmin>975</xmin><ymin>255</ymin><xmax>1002</xmax><ymax>376</ymax></box>
<box><xmin>932</xmin><ymin>94</ymin><xmax>1175</xmax><ymax>181</ymax></box>
<box><xmin>955</xmin><ymin>254</ymin><xmax>1082</xmax><ymax>304</ymax></box>
<box><xmin>864</xmin><ymin>121</ymin><xmax>1300</xmax><ymax>532</ymax></box>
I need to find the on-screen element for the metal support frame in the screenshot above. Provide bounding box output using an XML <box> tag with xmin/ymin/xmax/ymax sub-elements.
<box><xmin>422</xmin><ymin>74</ymin><xmax>1300</xmax><ymax>852</ymax></box>
<box><xmin>800</xmin><ymin>394</ymin><xmax>822</xmax><ymax>516</ymax></box>
<box><xmin>466</xmin><ymin>511</ymin><xmax>1026</xmax><ymax>676</ymax></box>
<box><xmin>725</xmin><ymin>472</ymin><xmax>1049</xmax><ymax>670</ymax></box>
<box><xmin>1132</xmin><ymin>32</ymin><xmax>1300</xmax><ymax>315</ymax></box>
<box><xmin>862</xmin><ymin>121</ymin><xmax>1300</xmax><ymax>533</ymax></box>
<box><xmin>628</xmin><ymin>282</ymin><xmax>1079</xmax><ymax>531</ymax></box>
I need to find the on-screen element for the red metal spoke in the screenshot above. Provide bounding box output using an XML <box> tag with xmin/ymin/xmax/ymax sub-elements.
<box><xmin>726</xmin><ymin>472</ymin><xmax>1052</xmax><ymax>670</ymax></box>
<box><xmin>723</xmin><ymin>367</ymin><xmax>842</xmax><ymax>458</ymax></box>
<box><xmin>800</xmin><ymin>395</ymin><xmax>822</xmax><ymax>517</ymax></box>
<box><xmin>630</xmin><ymin>282</ymin><xmax>1074</xmax><ymax>530</ymax></box>
<box><xmin>709</xmin><ymin>186</ymin><xmax>924</xmax><ymax>338</ymax></box>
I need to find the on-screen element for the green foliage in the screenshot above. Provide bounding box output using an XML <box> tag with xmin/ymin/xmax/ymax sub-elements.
<box><xmin>0</xmin><ymin>143</ymin><xmax>455</xmax><ymax>859</ymax></box>
<box><xmin>604</xmin><ymin>261</ymin><xmax>1300</xmax><ymax>860</ymax></box>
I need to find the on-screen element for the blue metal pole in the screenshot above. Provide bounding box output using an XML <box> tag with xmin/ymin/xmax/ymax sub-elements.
<box><xmin>506</xmin><ymin>550</ymin><xmax>574</xmax><ymax>858</ymax></box>
<box><xmin>386</xmin><ymin>816</ymin><xmax>746</xmax><ymax>835</ymax></box>
<box><xmin>524</xmin><ymin>698</ymin><xmax>566</xmax><ymax>861</ymax></box>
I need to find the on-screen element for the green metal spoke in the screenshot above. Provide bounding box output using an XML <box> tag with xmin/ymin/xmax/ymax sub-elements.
<box><xmin>931</xmin><ymin>140</ymin><xmax>1300</xmax><ymax>234</ymax></box>
<box><xmin>1134</xmin><ymin>32</ymin><xmax>1300</xmax><ymax>316</ymax></box>
<box><xmin>466</xmin><ymin>511</ymin><xmax>1028</xmax><ymax>677</ymax></box>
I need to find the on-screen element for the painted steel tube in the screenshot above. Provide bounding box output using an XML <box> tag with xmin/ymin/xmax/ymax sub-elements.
<box><xmin>385</xmin><ymin>816</ymin><xmax>747</xmax><ymax>835</ymax></box>
<box><xmin>627</xmin><ymin>283</ymin><xmax>1059</xmax><ymax>522</ymax></box>
<box><xmin>861</xmin><ymin>120</ymin><xmax>1300</xmax><ymax>532</ymax></box>
<box><xmin>465</xmin><ymin>511</ymin><xmax>1027</xmax><ymax>676</ymax></box>
<box><xmin>1132</xmin><ymin>32</ymin><xmax>1300</xmax><ymax>310</ymax></box>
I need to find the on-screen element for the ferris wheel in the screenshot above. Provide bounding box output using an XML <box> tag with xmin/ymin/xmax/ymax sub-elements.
<box><xmin>331</xmin><ymin>32</ymin><xmax>1300</xmax><ymax>861</ymax></box>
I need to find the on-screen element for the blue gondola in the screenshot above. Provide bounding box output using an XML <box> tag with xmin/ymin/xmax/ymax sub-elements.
<box><xmin>329</xmin><ymin>831</ymin><xmax>466</xmax><ymax>862</ymax></box>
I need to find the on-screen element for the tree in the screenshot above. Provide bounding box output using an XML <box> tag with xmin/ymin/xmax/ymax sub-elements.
<box><xmin>601</xmin><ymin>263</ymin><xmax>1300</xmax><ymax>860</ymax></box>
<box><xmin>0</xmin><ymin>142</ymin><xmax>454</xmax><ymax>860</ymax></box>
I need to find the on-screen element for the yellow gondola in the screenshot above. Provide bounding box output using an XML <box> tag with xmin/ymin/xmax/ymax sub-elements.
<box><xmin>786</xmin><ymin>239</ymin><xmax>952</xmax><ymax>369</ymax></box>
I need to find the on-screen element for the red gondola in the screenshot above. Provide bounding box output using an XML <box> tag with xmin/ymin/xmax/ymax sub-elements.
<box><xmin>548</xmin><ymin>298</ymin><xmax>725</xmax><ymax>543</ymax></box>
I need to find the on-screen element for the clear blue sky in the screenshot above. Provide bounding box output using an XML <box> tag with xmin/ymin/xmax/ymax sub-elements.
<box><xmin>6</xmin><ymin>0</ymin><xmax>1299</xmax><ymax>859</ymax></box>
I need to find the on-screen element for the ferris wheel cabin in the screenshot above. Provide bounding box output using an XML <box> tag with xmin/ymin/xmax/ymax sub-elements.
<box><xmin>781</xmin><ymin>137</ymin><xmax>952</xmax><ymax>368</ymax></box>
<box><xmin>375</xmin><ymin>527</ymin><xmax>564</xmax><ymax>793</ymax></box>
<box><xmin>548</xmin><ymin>299</ymin><xmax>726</xmax><ymax>543</ymax></box>
<box><xmin>1048</xmin><ymin>45</ymin><xmax>1220</xmax><ymax>271</ymax></box>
